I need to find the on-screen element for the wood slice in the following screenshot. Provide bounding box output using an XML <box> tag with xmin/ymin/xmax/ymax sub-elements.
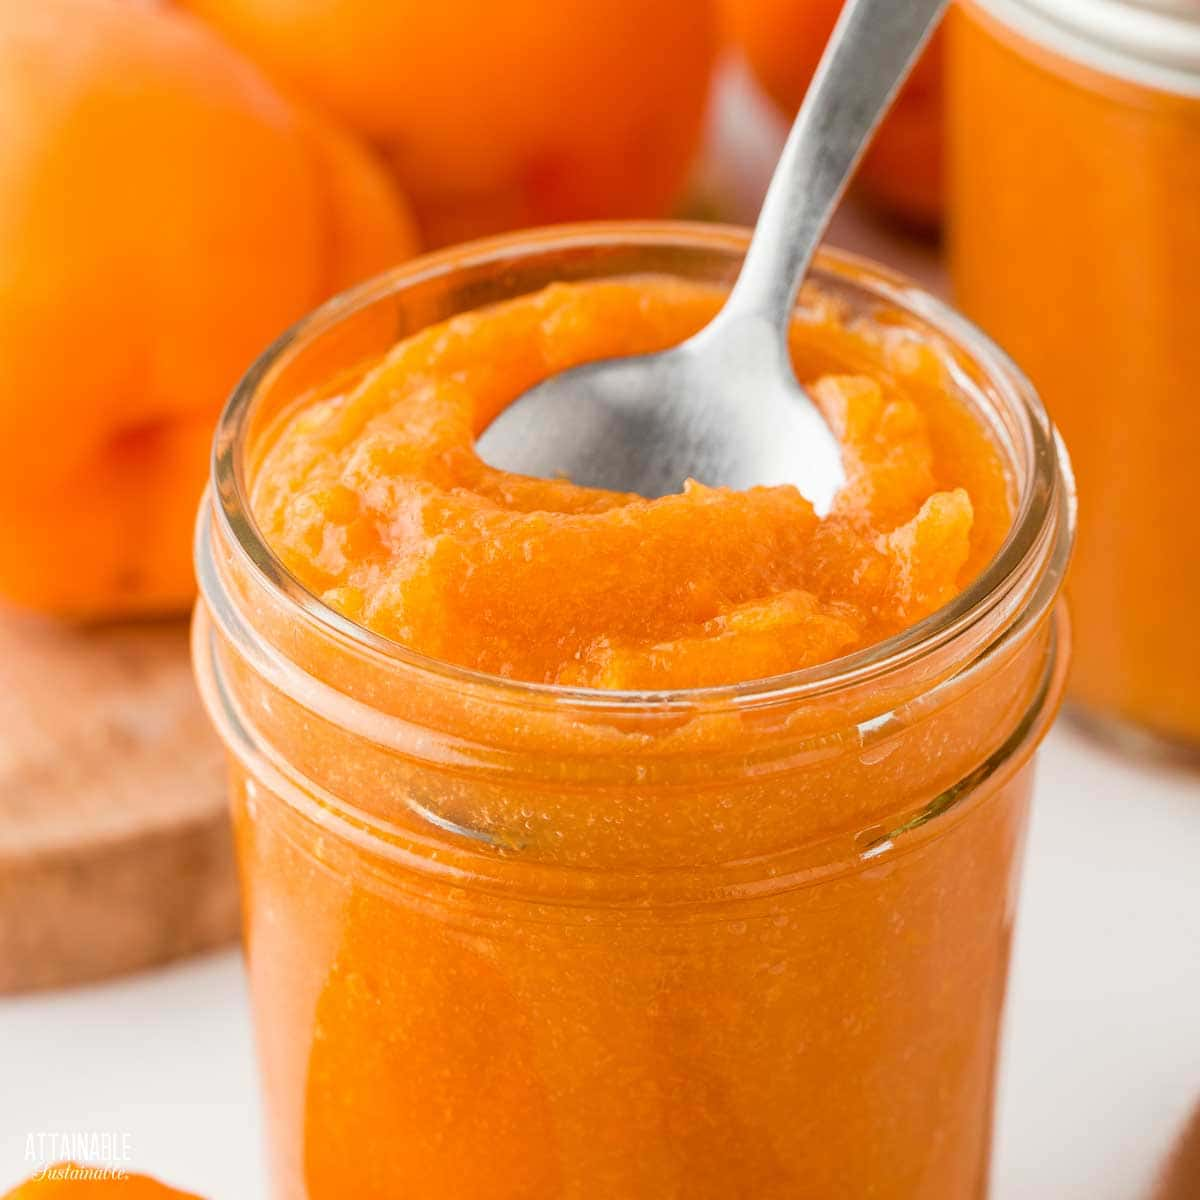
<box><xmin>0</xmin><ymin>610</ymin><xmax>237</xmax><ymax>993</ymax></box>
<box><xmin>1154</xmin><ymin>1102</ymin><xmax>1200</xmax><ymax>1200</ymax></box>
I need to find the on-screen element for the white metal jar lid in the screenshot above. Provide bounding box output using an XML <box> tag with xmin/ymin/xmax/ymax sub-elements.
<box><xmin>974</xmin><ymin>0</ymin><xmax>1200</xmax><ymax>95</ymax></box>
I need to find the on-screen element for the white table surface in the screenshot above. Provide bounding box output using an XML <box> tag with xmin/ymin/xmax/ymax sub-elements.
<box><xmin>2</xmin><ymin>719</ymin><xmax>1198</xmax><ymax>1198</ymax></box>
<box><xmin>3</xmin><ymin>66</ymin><xmax>1198</xmax><ymax>1200</ymax></box>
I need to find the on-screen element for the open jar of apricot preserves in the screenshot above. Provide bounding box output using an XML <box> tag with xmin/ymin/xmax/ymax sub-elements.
<box><xmin>949</xmin><ymin>0</ymin><xmax>1200</xmax><ymax>753</ymax></box>
<box><xmin>193</xmin><ymin>224</ymin><xmax>1074</xmax><ymax>1200</ymax></box>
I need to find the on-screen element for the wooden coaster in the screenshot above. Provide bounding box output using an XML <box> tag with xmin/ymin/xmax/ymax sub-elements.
<box><xmin>0</xmin><ymin>610</ymin><xmax>237</xmax><ymax>993</ymax></box>
<box><xmin>1154</xmin><ymin>1102</ymin><xmax>1200</xmax><ymax>1200</ymax></box>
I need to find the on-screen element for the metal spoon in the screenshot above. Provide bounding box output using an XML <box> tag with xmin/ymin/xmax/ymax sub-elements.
<box><xmin>477</xmin><ymin>0</ymin><xmax>948</xmax><ymax>514</ymax></box>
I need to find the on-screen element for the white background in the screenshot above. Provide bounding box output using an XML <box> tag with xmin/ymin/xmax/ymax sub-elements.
<box><xmin>2</xmin><ymin>67</ymin><xmax>1199</xmax><ymax>1200</ymax></box>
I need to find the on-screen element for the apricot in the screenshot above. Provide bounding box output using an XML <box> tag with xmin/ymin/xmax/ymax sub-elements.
<box><xmin>2</xmin><ymin>1164</ymin><xmax>199</xmax><ymax>1198</ymax></box>
<box><xmin>722</xmin><ymin>0</ymin><xmax>943</xmax><ymax>226</ymax></box>
<box><xmin>0</xmin><ymin>0</ymin><xmax>418</xmax><ymax>617</ymax></box>
<box><xmin>179</xmin><ymin>0</ymin><xmax>718</xmax><ymax>247</ymax></box>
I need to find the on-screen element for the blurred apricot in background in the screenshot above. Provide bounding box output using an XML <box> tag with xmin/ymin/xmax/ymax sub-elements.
<box><xmin>179</xmin><ymin>0</ymin><xmax>719</xmax><ymax>247</ymax></box>
<box><xmin>721</xmin><ymin>0</ymin><xmax>943</xmax><ymax>227</ymax></box>
<box><xmin>0</xmin><ymin>0</ymin><xmax>417</xmax><ymax>618</ymax></box>
<box><xmin>2</xmin><ymin>1165</ymin><xmax>200</xmax><ymax>1198</ymax></box>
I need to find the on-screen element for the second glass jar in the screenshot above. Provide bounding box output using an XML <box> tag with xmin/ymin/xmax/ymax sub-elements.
<box><xmin>950</xmin><ymin>0</ymin><xmax>1200</xmax><ymax>752</ymax></box>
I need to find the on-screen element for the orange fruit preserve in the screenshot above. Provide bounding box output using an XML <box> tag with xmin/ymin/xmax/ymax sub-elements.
<box><xmin>193</xmin><ymin>227</ymin><xmax>1073</xmax><ymax>1199</ymax></box>
<box><xmin>252</xmin><ymin>278</ymin><xmax>1009</xmax><ymax>687</ymax></box>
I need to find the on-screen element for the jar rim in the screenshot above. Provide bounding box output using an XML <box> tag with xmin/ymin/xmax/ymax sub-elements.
<box><xmin>206</xmin><ymin>221</ymin><xmax>1074</xmax><ymax>714</ymax></box>
<box><xmin>969</xmin><ymin>0</ymin><xmax>1200</xmax><ymax>94</ymax></box>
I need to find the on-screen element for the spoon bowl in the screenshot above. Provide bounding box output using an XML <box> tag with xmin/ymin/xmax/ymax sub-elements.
<box><xmin>478</xmin><ymin>314</ymin><xmax>846</xmax><ymax>512</ymax></box>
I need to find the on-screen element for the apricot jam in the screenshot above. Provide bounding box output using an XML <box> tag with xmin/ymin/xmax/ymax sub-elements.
<box><xmin>193</xmin><ymin>226</ymin><xmax>1073</xmax><ymax>1199</ymax></box>
<box><xmin>950</xmin><ymin>1</ymin><xmax>1200</xmax><ymax>751</ymax></box>
<box><xmin>251</xmin><ymin>277</ymin><xmax>1011</xmax><ymax>688</ymax></box>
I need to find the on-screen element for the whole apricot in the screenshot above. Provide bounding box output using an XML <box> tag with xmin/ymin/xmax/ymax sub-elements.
<box><xmin>179</xmin><ymin>0</ymin><xmax>718</xmax><ymax>246</ymax></box>
<box><xmin>722</xmin><ymin>0</ymin><xmax>943</xmax><ymax>226</ymax></box>
<box><xmin>3</xmin><ymin>1164</ymin><xmax>200</xmax><ymax>1198</ymax></box>
<box><xmin>0</xmin><ymin>0</ymin><xmax>418</xmax><ymax>617</ymax></box>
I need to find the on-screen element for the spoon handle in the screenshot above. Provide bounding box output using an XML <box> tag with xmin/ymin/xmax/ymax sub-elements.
<box><xmin>721</xmin><ymin>0</ymin><xmax>949</xmax><ymax>337</ymax></box>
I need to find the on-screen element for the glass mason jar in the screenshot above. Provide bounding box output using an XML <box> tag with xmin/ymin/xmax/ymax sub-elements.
<box><xmin>949</xmin><ymin>0</ymin><xmax>1200</xmax><ymax>754</ymax></box>
<box><xmin>193</xmin><ymin>224</ymin><xmax>1074</xmax><ymax>1200</ymax></box>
